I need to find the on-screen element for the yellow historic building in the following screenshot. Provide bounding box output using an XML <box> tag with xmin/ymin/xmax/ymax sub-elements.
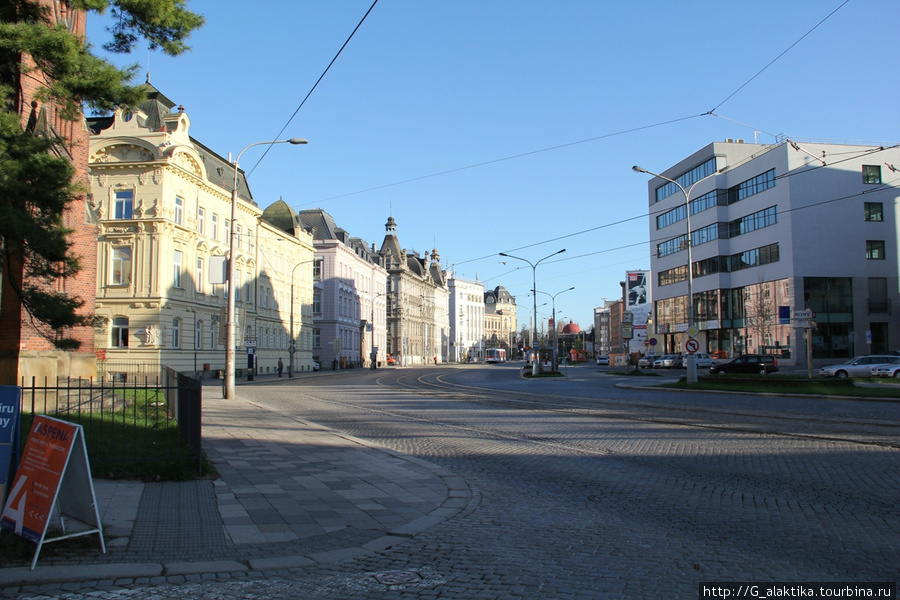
<box><xmin>87</xmin><ymin>85</ymin><xmax>315</xmax><ymax>379</ymax></box>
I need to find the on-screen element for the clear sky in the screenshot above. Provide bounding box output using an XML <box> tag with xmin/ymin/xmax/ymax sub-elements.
<box><xmin>86</xmin><ymin>0</ymin><xmax>899</xmax><ymax>331</ymax></box>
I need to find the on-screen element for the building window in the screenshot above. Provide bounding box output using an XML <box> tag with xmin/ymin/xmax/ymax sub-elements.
<box><xmin>727</xmin><ymin>169</ymin><xmax>776</xmax><ymax>205</ymax></box>
<box><xmin>235</xmin><ymin>224</ymin><xmax>242</xmax><ymax>250</ymax></box>
<box><xmin>114</xmin><ymin>190</ymin><xmax>133</xmax><ymax>219</ymax></box>
<box><xmin>111</xmin><ymin>317</ymin><xmax>129</xmax><ymax>347</ymax></box>
<box><xmin>211</xmin><ymin>323</ymin><xmax>217</xmax><ymax>349</ymax></box>
<box><xmin>313</xmin><ymin>328</ymin><xmax>321</xmax><ymax>348</ymax></box>
<box><xmin>196</xmin><ymin>320</ymin><xmax>203</xmax><ymax>350</ymax></box>
<box><xmin>864</xmin><ymin>202</ymin><xmax>883</xmax><ymax>222</ymax></box>
<box><xmin>313</xmin><ymin>259</ymin><xmax>323</xmax><ymax>280</ymax></box>
<box><xmin>313</xmin><ymin>292</ymin><xmax>322</xmax><ymax>314</ymax></box>
<box><xmin>110</xmin><ymin>246</ymin><xmax>132</xmax><ymax>285</ymax></box>
<box><xmin>197</xmin><ymin>207</ymin><xmax>205</xmax><ymax>234</ymax></box>
<box><xmin>224</xmin><ymin>219</ymin><xmax>231</xmax><ymax>246</ymax></box>
<box><xmin>235</xmin><ymin>270</ymin><xmax>242</xmax><ymax>302</ymax></box>
<box><xmin>196</xmin><ymin>258</ymin><xmax>204</xmax><ymax>293</ymax></box>
<box><xmin>868</xmin><ymin>278</ymin><xmax>888</xmax><ymax>313</ymax></box>
<box><xmin>211</xmin><ymin>214</ymin><xmax>219</xmax><ymax>240</ymax></box>
<box><xmin>172</xmin><ymin>318</ymin><xmax>181</xmax><ymax>349</ymax></box>
<box><xmin>866</xmin><ymin>240</ymin><xmax>885</xmax><ymax>260</ymax></box>
<box><xmin>862</xmin><ymin>165</ymin><xmax>881</xmax><ymax>185</ymax></box>
<box><xmin>173</xmin><ymin>250</ymin><xmax>183</xmax><ymax>288</ymax></box>
<box><xmin>174</xmin><ymin>196</ymin><xmax>184</xmax><ymax>225</ymax></box>
<box><xmin>655</xmin><ymin>157</ymin><xmax>717</xmax><ymax>203</ymax></box>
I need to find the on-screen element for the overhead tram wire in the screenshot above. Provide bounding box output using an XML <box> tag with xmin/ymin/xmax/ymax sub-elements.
<box><xmin>708</xmin><ymin>0</ymin><xmax>851</xmax><ymax>113</ymax></box>
<box><xmin>247</xmin><ymin>0</ymin><xmax>380</xmax><ymax>176</ymax></box>
<box><xmin>303</xmin><ymin>113</ymin><xmax>709</xmax><ymax>207</ymax></box>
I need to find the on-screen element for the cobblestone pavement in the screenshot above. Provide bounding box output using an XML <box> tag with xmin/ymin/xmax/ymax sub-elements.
<box><xmin>7</xmin><ymin>365</ymin><xmax>899</xmax><ymax>599</ymax></box>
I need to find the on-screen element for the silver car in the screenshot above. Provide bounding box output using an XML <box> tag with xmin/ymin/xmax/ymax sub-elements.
<box><xmin>871</xmin><ymin>362</ymin><xmax>900</xmax><ymax>378</ymax></box>
<box><xmin>819</xmin><ymin>355</ymin><xmax>900</xmax><ymax>378</ymax></box>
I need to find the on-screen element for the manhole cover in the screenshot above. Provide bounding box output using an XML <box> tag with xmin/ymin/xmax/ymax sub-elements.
<box><xmin>373</xmin><ymin>570</ymin><xmax>423</xmax><ymax>585</ymax></box>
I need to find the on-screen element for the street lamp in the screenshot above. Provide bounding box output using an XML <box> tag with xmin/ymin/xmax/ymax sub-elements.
<box><xmin>632</xmin><ymin>164</ymin><xmax>715</xmax><ymax>384</ymax></box>
<box><xmin>499</xmin><ymin>250</ymin><xmax>565</xmax><ymax>375</ymax></box>
<box><xmin>532</xmin><ymin>286</ymin><xmax>574</xmax><ymax>371</ymax></box>
<box><xmin>224</xmin><ymin>138</ymin><xmax>307</xmax><ymax>399</ymax></box>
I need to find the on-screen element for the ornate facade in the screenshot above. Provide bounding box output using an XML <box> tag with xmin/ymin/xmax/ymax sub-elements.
<box><xmin>378</xmin><ymin>217</ymin><xmax>450</xmax><ymax>365</ymax></box>
<box><xmin>88</xmin><ymin>85</ymin><xmax>315</xmax><ymax>378</ymax></box>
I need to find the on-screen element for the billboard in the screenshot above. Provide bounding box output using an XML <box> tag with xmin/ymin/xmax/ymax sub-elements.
<box><xmin>626</xmin><ymin>270</ymin><xmax>649</xmax><ymax>308</ymax></box>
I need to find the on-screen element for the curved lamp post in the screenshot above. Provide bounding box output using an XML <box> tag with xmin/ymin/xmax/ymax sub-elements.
<box><xmin>499</xmin><ymin>247</ymin><xmax>566</xmax><ymax>375</ymax></box>
<box><xmin>632</xmin><ymin>165</ymin><xmax>715</xmax><ymax>384</ymax></box>
<box><xmin>224</xmin><ymin>138</ymin><xmax>307</xmax><ymax>399</ymax></box>
<box><xmin>533</xmin><ymin>286</ymin><xmax>574</xmax><ymax>371</ymax></box>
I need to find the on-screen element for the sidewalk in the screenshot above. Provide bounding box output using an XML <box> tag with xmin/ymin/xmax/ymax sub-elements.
<box><xmin>0</xmin><ymin>389</ymin><xmax>472</xmax><ymax>592</ymax></box>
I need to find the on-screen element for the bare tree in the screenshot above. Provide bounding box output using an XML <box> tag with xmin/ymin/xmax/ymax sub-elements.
<box><xmin>746</xmin><ymin>275</ymin><xmax>775</xmax><ymax>354</ymax></box>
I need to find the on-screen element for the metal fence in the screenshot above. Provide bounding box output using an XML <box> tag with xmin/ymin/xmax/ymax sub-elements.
<box><xmin>18</xmin><ymin>365</ymin><xmax>202</xmax><ymax>477</ymax></box>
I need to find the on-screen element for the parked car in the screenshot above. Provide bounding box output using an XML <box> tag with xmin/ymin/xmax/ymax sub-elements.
<box><xmin>596</xmin><ymin>355</ymin><xmax>610</xmax><ymax>366</ymax></box>
<box><xmin>871</xmin><ymin>362</ymin><xmax>900</xmax><ymax>378</ymax></box>
<box><xmin>386</xmin><ymin>354</ymin><xmax>398</xmax><ymax>365</ymax></box>
<box><xmin>687</xmin><ymin>353</ymin><xmax>714</xmax><ymax>369</ymax></box>
<box><xmin>638</xmin><ymin>355</ymin><xmax>656</xmax><ymax>368</ymax></box>
<box><xmin>652</xmin><ymin>354</ymin><xmax>677</xmax><ymax>368</ymax></box>
<box><xmin>819</xmin><ymin>355</ymin><xmax>900</xmax><ymax>378</ymax></box>
<box><xmin>709</xmin><ymin>354</ymin><xmax>778</xmax><ymax>375</ymax></box>
<box><xmin>312</xmin><ymin>361</ymin><xmax>320</xmax><ymax>371</ymax></box>
<box><xmin>660</xmin><ymin>354</ymin><xmax>683</xmax><ymax>369</ymax></box>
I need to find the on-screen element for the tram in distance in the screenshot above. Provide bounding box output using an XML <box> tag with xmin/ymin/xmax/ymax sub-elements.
<box><xmin>485</xmin><ymin>348</ymin><xmax>507</xmax><ymax>363</ymax></box>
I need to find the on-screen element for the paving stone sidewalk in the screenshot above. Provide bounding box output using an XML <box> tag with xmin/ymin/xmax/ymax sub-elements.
<box><xmin>0</xmin><ymin>394</ymin><xmax>472</xmax><ymax>592</ymax></box>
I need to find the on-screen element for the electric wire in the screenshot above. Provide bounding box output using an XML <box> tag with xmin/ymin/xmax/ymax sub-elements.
<box><xmin>246</xmin><ymin>0</ymin><xmax>380</xmax><ymax>177</ymax></box>
<box><xmin>708</xmin><ymin>0</ymin><xmax>851</xmax><ymax>112</ymax></box>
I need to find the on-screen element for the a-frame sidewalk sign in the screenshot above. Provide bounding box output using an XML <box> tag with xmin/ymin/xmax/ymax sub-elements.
<box><xmin>0</xmin><ymin>386</ymin><xmax>21</xmax><ymax>507</ymax></box>
<box><xmin>1</xmin><ymin>413</ymin><xmax>106</xmax><ymax>570</ymax></box>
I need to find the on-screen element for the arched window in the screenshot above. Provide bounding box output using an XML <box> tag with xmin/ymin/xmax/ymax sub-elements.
<box><xmin>172</xmin><ymin>318</ymin><xmax>181</xmax><ymax>349</ymax></box>
<box><xmin>111</xmin><ymin>317</ymin><xmax>129</xmax><ymax>348</ymax></box>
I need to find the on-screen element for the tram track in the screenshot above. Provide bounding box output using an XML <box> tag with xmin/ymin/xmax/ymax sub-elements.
<box><xmin>367</xmin><ymin>368</ymin><xmax>899</xmax><ymax>449</ymax></box>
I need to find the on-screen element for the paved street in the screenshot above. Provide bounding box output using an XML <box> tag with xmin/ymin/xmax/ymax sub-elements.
<box><xmin>6</xmin><ymin>363</ymin><xmax>898</xmax><ymax>599</ymax></box>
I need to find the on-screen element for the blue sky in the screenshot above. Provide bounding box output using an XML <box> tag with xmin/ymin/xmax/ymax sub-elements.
<box><xmin>87</xmin><ymin>0</ymin><xmax>900</xmax><ymax>330</ymax></box>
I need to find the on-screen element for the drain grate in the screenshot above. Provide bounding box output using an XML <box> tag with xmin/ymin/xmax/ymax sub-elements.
<box><xmin>373</xmin><ymin>570</ymin><xmax>423</xmax><ymax>585</ymax></box>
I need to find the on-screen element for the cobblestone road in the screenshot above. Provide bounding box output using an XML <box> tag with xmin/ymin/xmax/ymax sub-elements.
<box><xmin>12</xmin><ymin>366</ymin><xmax>899</xmax><ymax>599</ymax></box>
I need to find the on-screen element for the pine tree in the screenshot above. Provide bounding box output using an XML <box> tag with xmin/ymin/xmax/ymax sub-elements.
<box><xmin>0</xmin><ymin>0</ymin><xmax>202</xmax><ymax>350</ymax></box>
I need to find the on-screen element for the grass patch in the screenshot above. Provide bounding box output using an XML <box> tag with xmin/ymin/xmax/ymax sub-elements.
<box><xmin>19</xmin><ymin>388</ymin><xmax>215</xmax><ymax>482</ymax></box>
<box><xmin>662</xmin><ymin>375</ymin><xmax>900</xmax><ymax>398</ymax></box>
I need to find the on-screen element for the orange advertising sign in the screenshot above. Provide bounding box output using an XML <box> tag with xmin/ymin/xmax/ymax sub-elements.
<box><xmin>1</xmin><ymin>415</ymin><xmax>76</xmax><ymax>543</ymax></box>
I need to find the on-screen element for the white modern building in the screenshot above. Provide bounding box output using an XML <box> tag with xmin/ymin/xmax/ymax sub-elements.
<box><xmin>641</xmin><ymin>139</ymin><xmax>899</xmax><ymax>365</ymax></box>
<box><xmin>448</xmin><ymin>275</ymin><xmax>485</xmax><ymax>362</ymax></box>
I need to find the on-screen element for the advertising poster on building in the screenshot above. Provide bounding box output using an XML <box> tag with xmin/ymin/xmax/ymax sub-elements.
<box><xmin>626</xmin><ymin>271</ymin><xmax>652</xmax><ymax>354</ymax></box>
<box><xmin>626</xmin><ymin>270</ymin><xmax>649</xmax><ymax>308</ymax></box>
<box><xmin>0</xmin><ymin>386</ymin><xmax>21</xmax><ymax>505</ymax></box>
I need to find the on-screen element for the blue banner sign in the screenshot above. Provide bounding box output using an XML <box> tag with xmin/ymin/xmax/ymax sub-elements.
<box><xmin>0</xmin><ymin>386</ymin><xmax>22</xmax><ymax>506</ymax></box>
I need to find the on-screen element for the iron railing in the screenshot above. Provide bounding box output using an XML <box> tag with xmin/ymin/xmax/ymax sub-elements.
<box><xmin>18</xmin><ymin>366</ymin><xmax>202</xmax><ymax>477</ymax></box>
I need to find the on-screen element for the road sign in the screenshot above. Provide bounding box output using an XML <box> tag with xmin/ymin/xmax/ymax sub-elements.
<box><xmin>687</xmin><ymin>326</ymin><xmax>699</xmax><ymax>338</ymax></box>
<box><xmin>685</xmin><ymin>338</ymin><xmax>700</xmax><ymax>353</ymax></box>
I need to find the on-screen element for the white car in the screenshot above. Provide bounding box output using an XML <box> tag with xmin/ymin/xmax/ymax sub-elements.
<box><xmin>596</xmin><ymin>355</ymin><xmax>610</xmax><ymax>366</ymax></box>
<box><xmin>819</xmin><ymin>355</ymin><xmax>900</xmax><ymax>378</ymax></box>
<box><xmin>686</xmin><ymin>353</ymin><xmax>714</xmax><ymax>369</ymax></box>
